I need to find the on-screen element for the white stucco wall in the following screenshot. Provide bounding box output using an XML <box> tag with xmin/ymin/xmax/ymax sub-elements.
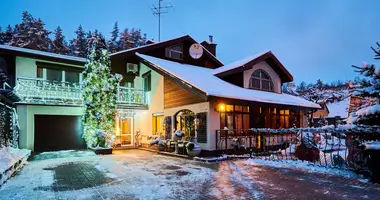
<box><xmin>243</xmin><ymin>61</ymin><xmax>282</xmax><ymax>93</ymax></box>
<box><xmin>133</xmin><ymin>63</ymin><xmax>164</xmax><ymax>145</ymax></box>
<box><xmin>164</xmin><ymin>102</ymin><xmax>211</xmax><ymax>150</ymax></box>
<box><xmin>17</xmin><ymin>105</ymin><xmax>84</xmax><ymax>151</ymax></box>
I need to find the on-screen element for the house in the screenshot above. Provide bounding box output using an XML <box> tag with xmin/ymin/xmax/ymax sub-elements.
<box><xmin>0</xmin><ymin>35</ymin><xmax>320</xmax><ymax>152</ymax></box>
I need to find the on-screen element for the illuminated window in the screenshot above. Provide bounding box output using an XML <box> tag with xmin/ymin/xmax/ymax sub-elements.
<box><xmin>220</xmin><ymin>105</ymin><xmax>250</xmax><ymax>130</ymax></box>
<box><xmin>152</xmin><ymin>115</ymin><xmax>164</xmax><ymax>134</ymax></box>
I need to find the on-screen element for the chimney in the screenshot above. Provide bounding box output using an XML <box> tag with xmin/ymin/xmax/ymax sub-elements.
<box><xmin>201</xmin><ymin>35</ymin><xmax>217</xmax><ymax>56</ymax></box>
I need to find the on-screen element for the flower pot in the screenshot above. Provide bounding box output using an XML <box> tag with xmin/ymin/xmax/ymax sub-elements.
<box><xmin>187</xmin><ymin>146</ymin><xmax>201</xmax><ymax>157</ymax></box>
<box><xmin>157</xmin><ymin>144</ymin><xmax>166</xmax><ymax>151</ymax></box>
<box><xmin>90</xmin><ymin>147</ymin><xmax>112</xmax><ymax>155</ymax></box>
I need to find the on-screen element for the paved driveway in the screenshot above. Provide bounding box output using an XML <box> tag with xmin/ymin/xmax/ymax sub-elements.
<box><xmin>0</xmin><ymin>149</ymin><xmax>379</xmax><ymax>200</ymax></box>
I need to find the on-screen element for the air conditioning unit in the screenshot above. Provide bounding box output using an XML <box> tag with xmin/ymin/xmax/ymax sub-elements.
<box><xmin>126</xmin><ymin>63</ymin><xmax>138</xmax><ymax>74</ymax></box>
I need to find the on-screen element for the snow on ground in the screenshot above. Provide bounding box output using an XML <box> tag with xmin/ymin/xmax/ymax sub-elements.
<box><xmin>246</xmin><ymin>158</ymin><xmax>363</xmax><ymax>179</ymax></box>
<box><xmin>0</xmin><ymin>147</ymin><xmax>31</xmax><ymax>185</ymax></box>
<box><xmin>32</xmin><ymin>150</ymin><xmax>96</xmax><ymax>161</ymax></box>
<box><xmin>1</xmin><ymin>149</ymin><xmax>379</xmax><ymax>200</ymax></box>
<box><xmin>363</xmin><ymin>141</ymin><xmax>380</xmax><ymax>150</ymax></box>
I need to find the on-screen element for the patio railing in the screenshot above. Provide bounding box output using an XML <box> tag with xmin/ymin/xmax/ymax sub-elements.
<box><xmin>14</xmin><ymin>77</ymin><xmax>148</xmax><ymax>107</ymax></box>
<box><xmin>216</xmin><ymin>125</ymin><xmax>380</xmax><ymax>170</ymax></box>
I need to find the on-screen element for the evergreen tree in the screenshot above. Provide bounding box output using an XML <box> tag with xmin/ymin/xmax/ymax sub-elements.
<box><xmin>3</xmin><ymin>25</ymin><xmax>13</xmax><ymax>44</ymax></box>
<box><xmin>347</xmin><ymin>42</ymin><xmax>380</xmax><ymax>125</ymax></box>
<box><xmin>82</xmin><ymin>34</ymin><xmax>118</xmax><ymax>148</ymax></box>
<box><xmin>51</xmin><ymin>26</ymin><xmax>69</xmax><ymax>55</ymax></box>
<box><xmin>298</xmin><ymin>81</ymin><xmax>307</xmax><ymax>91</ymax></box>
<box><xmin>9</xmin><ymin>11</ymin><xmax>51</xmax><ymax>51</ymax></box>
<box><xmin>69</xmin><ymin>25</ymin><xmax>87</xmax><ymax>57</ymax></box>
<box><xmin>0</xmin><ymin>27</ymin><xmax>4</xmax><ymax>44</ymax></box>
<box><xmin>119</xmin><ymin>28</ymin><xmax>147</xmax><ymax>50</ymax></box>
<box><xmin>316</xmin><ymin>79</ymin><xmax>323</xmax><ymax>89</ymax></box>
<box><xmin>107</xmin><ymin>22</ymin><xmax>120</xmax><ymax>53</ymax></box>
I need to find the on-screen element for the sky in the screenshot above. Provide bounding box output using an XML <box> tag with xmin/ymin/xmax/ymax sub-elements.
<box><xmin>1</xmin><ymin>0</ymin><xmax>379</xmax><ymax>84</ymax></box>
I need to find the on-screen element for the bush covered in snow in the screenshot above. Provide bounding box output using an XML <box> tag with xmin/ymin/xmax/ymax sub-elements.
<box><xmin>0</xmin><ymin>147</ymin><xmax>31</xmax><ymax>185</ymax></box>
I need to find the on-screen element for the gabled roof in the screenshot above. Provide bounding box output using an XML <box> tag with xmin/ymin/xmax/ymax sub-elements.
<box><xmin>137</xmin><ymin>53</ymin><xmax>320</xmax><ymax>109</ymax></box>
<box><xmin>0</xmin><ymin>44</ymin><xmax>86</xmax><ymax>66</ymax></box>
<box><xmin>110</xmin><ymin>35</ymin><xmax>223</xmax><ymax>67</ymax></box>
<box><xmin>213</xmin><ymin>51</ymin><xmax>293</xmax><ymax>83</ymax></box>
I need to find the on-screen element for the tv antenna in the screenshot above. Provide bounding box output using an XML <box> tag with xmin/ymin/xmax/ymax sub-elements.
<box><xmin>151</xmin><ymin>0</ymin><xmax>173</xmax><ymax>42</ymax></box>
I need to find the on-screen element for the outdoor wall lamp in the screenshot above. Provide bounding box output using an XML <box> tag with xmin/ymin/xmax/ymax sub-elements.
<box><xmin>217</xmin><ymin>103</ymin><xmax>226</xmax><ymax>112</ymax></box>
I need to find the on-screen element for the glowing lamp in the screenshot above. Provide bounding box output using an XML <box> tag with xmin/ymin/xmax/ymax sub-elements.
<box><xmin>217</xmin><ymin>103</ymin><xmax>226</xmax><ymax>112</ymax></box>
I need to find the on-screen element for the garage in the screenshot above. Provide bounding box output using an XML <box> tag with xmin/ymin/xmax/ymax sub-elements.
<box><xmin>34</xmin><ymin>115</ymin><xmax>86</xmax><ymax>152</ymax></box>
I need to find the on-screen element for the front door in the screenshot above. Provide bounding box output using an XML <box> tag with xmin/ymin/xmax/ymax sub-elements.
<box><xmin>120</xmin><ymin>117</ymin><xmax>133</xmax><ymax>146</ymax></box>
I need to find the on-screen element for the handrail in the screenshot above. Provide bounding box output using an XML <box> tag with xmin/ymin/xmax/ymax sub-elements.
<box><xmin>14</xmin><ymin>77</ymin><xmax>148</xmax><ymax>106</ymax></box>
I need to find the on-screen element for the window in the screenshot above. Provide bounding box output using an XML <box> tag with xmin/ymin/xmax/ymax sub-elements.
<box><xmin>220</xmin><ymin>105</ymin><xmax>250</xmax><ymax>130</ymax></box>
<box><xmin>175</xmin><ymin>109</ymin><xmax>196</xmax><ymax>138</ymax></box>
<box><xmin>142</xmin><ymin>71</ymin><xmax>151</xmax><ymax>92</ymax></box>
<box><xmin>46</xmin><ymin>68</ymin><xmax>62</xmax><ymax>82</ymax></box>
<box><xmin>152</xmin><ymin>114</ymin><xmax>164</xmax><ymax>134</ymax></box>
<box><xmin>65</xmin><ymin>71</ymin><xmax>79</xmax><ymax>83</ymax></box>
<box><xmin>249</xmin><ymin>69</ymin><xmax>274</xmax><ymax>91</ymax></box>
<box><xmin>37</xmin><ymin>67</ymin><xmax>43</xmax><ymax>78</ymax></box>
<box><xmin>37</xmin><ymin>66</ymin><xmax>80</xmax><ymax>83</ymax></box>
<box><xmin>279</xmin><ymin>109</ymin><xmax>290</xmax><ymax>128</ymax></box>
<box><xmin>165</xmin><ymin>44</ymin><xmax>183</xmax><ymax>60</ymax></box>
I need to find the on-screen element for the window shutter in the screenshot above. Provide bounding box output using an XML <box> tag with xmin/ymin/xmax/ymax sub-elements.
<box><xmin>164</xmin><ymin>116</ymin><xmax>172</xmax><ymax>139</ymax></box>
<box><xmin>196</xmin><ymin>112</ymin><xmax>207</xmax><ymax>143</ymax></box>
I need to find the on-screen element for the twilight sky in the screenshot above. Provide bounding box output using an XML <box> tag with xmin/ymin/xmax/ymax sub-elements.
<box><xmin>1</xmin><ymin>0</ymin><xmax>379</xmax><ymax>84</ymax></box>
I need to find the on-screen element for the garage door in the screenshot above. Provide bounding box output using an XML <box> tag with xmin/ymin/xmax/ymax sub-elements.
<box><xmin>34</xmin><ymin>115</ymin><xmax>86</xmax><ymax>152</ymax></box>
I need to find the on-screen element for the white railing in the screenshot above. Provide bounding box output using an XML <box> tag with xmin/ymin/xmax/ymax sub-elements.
<box><xmin>14</xmin><ymin>77</ymin><xmax>147</xmax><ymax>107</ymax></box>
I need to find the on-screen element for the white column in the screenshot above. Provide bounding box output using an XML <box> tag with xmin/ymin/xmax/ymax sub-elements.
<box><xmin>42</xmin><ymin>68</ymin><xmax>47</xmax><ymax>80</ymax></box>
<box><xmin>62</xmin><ymin>71</ymin><xmax>65</xmax><ymax>82</ymax></box>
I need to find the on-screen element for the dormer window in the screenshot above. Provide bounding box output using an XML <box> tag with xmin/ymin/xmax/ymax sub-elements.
<box><xmin>249</xmin><ymin>69</ymin><xmax>274</xmax><ymax>91</ymax></box>
<box><xmin>165</xmin><ymin>44</ymin><xmax>183</xmax><ymax>60</ymax></box>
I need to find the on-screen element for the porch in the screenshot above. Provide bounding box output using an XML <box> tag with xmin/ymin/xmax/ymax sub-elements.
<box><xmin>14</xmin><ymin>77</ymin><xmax>148</xmax><ymax>108</ymax></box>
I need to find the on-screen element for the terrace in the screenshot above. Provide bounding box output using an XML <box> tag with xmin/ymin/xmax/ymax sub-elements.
<box><xmin>14</xmin><ymin>77</ymin><xmax>148</xmax><ymax>109</ymax></box>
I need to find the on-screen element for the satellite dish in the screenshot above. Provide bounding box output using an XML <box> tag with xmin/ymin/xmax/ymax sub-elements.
<box><xmin>189</xmin><ymin>43</ymin><xmax>203</xmax><ymax>59</ymax></box>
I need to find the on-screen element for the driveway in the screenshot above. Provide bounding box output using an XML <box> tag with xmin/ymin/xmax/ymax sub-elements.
<box><xmin>0</xmin><ymin>149</ymin><xmax>379</xmax><ymax>200</ymax></box>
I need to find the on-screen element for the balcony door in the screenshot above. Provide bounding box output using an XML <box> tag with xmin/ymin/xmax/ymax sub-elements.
<box><xmin>119</xmin><ymin>117</ymin><xmax>134</xmax><ymax>146</ymax></box>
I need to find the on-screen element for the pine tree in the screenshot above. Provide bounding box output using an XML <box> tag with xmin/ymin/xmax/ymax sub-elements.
<box><xmin>51</xmin><ymin>26</ymin><xmax>69</xmax><ymax>55</ymax></box>
<box><xmin>107</xmin><ymin>22</ymin><xmax>120</xmax><ymax>53</ymax></box>
<box><xmin>119</xmin><ymin>28</ymin><xmax>147</xmax><ymax>50</ymax></box>
<box><xmin>3</xmin><ymin>25</ymin><xmax>13</xmax><ymax>44</ymax></box>
<box><xmin>9</xmin><ymin>11</ymin><xmax>51</xmax><ymax>51</ymax></box>
<box><xmin>0</xmin><ymin>27</ymin><xmax>4</xmax><ymax>44</ymax></box>
<box><xmin>69</xmin><ymin>25</ymin><xmax>87</xmax><ymax>57</ymax></box>
<box><xmin>298</xmin><ymin>81</ymin><xmax>307</xmax><ymax>91</ymax></box>
<box><xmin>82</xmin><ymin>34</ymin><xmax>118</xmax><ymax>148</ymax></box>
<box><xmin>347</xmin><ymin>42</ymin><xmax>380</xmax><ymax>125</ymax></box>
<box><xmin>316</xmin><ymin>79</ymin><xmax>323</xmax><ymax>89</ymax></box>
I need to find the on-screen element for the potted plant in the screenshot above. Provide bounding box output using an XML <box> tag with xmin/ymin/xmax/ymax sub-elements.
<box><xmin>186</xmin><ymin>142</ymin><xmax>201</xmax><ymax>157</ymax></box>
<box><xmin>88</xmin><ymin>130</ymin><xmax>113</xmax><ymax>155</ymax></box>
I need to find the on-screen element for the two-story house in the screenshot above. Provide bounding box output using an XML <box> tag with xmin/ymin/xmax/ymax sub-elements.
<box><xmin>0</xmin><ymin>35</ymin><xmax>320</xmax><ymax>152</ymax></box>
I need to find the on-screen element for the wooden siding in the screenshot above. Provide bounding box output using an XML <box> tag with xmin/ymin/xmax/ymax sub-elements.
<box><xmin>164</xmin><ymin>77</ymin><xmax>205</xmax><ymax>108</ymax></box>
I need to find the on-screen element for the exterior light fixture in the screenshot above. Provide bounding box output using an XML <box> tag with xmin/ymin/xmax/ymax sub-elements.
<box><xmin>217</xmin><ymin>103</ymin><xmax>226</xmax><ymax>112</ymax></box>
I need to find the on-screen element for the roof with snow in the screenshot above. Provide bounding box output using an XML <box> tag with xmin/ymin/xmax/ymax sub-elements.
<box><xmin>137</xmin><ymin>53</ymin><xmax>320</xmax><ymax>109</ymax></box>
<box><xmin>110</xmin><ymin>35</ymin><xmax>223</xmax><ymax>67</ymax></box>
<box><xmin>213</xmin><ymin>51</ymin><xmax>293</xmax><ymax>83</ymax></box>
<box><xmin>326</xmin><ymin>97</ymin><xmax>350</xmax><ymax>118</ymax></box>
<box><xmin>0</xmin><ymin>44</ymin><xmax>85</xmax><ymax>65</ymax></box>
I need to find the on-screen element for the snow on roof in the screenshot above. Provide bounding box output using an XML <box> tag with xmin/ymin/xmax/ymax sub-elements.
<box><xmin>326</xmin><ymin>97</ymin><xmax>350</xmax><ymax>118</ymax></box>
<box><xmin>213</xmin><ymin>51</ymin><xmax>270</xmax><ymax>75</ymax></box>
<box><xmin>110</xmin><ymin>35</ymin><xmax>222</xmax><ymax>65</ymax></box>
<box><xmin>0</xmin><ymin>44</ymin><xmax>86</xmax><ymax>63</ymax></box>
<box><xmin>137</xmin><ymin>53</ymin><xmax>320</xmax><ymax>109</ymax></box>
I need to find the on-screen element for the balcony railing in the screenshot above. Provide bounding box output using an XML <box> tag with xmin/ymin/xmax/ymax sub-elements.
<box><xmin>14</xmin><ymin>77</ymin><xmax>148</xmax><ymax>107</ymax></box>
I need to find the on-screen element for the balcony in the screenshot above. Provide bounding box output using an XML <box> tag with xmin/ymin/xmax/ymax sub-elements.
<box><xmin>14</xmin><ymin>77</ymin><xmax>148</xmax><ymax>108</ymax></box>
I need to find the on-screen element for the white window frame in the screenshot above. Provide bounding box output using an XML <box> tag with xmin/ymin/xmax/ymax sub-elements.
<box><xmin>165</xmin><ymin>44</ymin><xmax>183</xmax><ymax>60</ymax></box>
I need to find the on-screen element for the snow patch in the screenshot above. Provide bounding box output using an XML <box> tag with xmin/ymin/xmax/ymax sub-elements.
<box><xmin>0</xmin><ymin>147</ymin><xmax>31</xmax><ymax>185</ymax></box>
<box><xmin>245</xmin><ymin>158</ymin><xmax>363</xmax><ymax>179</ymax></box>
<box><xmin>363</xmin><ymin>141</ymin><xmax>380</xmax><ymax>150</ymax></box>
